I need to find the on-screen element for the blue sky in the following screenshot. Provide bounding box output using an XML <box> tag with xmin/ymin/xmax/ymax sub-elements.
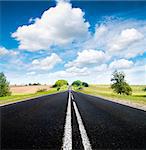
<box><xmin>0</xmin><ymin>0</ymin><xmax>146</xmax><ymax>85</ymax></box>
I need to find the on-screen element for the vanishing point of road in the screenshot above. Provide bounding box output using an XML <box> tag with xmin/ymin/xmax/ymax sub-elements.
<box><xmin>1</xmin><ymin>90</ymin><xmax>146</xmax><ymax>149</ymax></box>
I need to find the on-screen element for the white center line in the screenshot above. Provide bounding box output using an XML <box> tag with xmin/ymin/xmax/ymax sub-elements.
<box><xmin>73</xmin><ymin>100</ymin><xmax>92</xmax><ymax>150</ymax></box>
<box><xmin>71</xmin><ymin>92</ymin><xmax>74</xmax><ymax>100</ymax></box>
<box><xmin>62</xmin><ymin>91</ymin><xmax>72</xmax><ymax>150</ymax></box>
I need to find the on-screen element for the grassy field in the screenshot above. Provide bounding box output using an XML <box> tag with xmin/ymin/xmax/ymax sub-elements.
<box><xmin>0</xmin><ymin>86</ymin><xmax>67</xmax><ymax>105</ymax></box>
<box><xmin>75</xmin><ymin>85</ymin><xmax>146</xmax><ymax>105</ymax></box>
<box><xmin>10</xmin><ymin>85</ymin><xmax>51</xmax><ymax>94</ymax></box>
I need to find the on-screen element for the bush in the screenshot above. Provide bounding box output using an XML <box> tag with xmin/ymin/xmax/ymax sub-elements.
<box><xmin>0</xmin><ymin>72</ymin><xmax>11</xmax><ymax>97</ymax></box>
<box><xmin>57</xmin><ymin>87</ymin><xmax>60</xmax><ymax>91</ymax></box>
<box><xmin>29</xmin><ymin>83</ymin><xmax>41</xmax><ymax>86</ymax></box>
<box><xmin>37</xmin><ymin>88</ymin><xmax>47</xmax><ymax>92</ymax></box>
<box><xmin>111</xmin><ymin>70</ymin><xmax>132</xmax><ymax>95</ymax></box>
<box><xmin>52</xmin><ymin>84</ymin><xmax>57</xmax><ymax>88</ymax></box>
<box><xmin>78</xmin><ymin>86</ymin><xmax>83</xmax><ymax>90</ymax></box>
<box><xmin>33</xmin><ymin>83</ymin><xmax>41</xmax><ymax>86</ymax></box>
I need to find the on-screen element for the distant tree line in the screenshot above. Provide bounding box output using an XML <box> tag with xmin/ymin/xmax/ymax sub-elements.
<box><xmin>26</xmin><ymin>83</ymin><xmax>41</xmax><ymax>86</ymax></box>
<box><xmin>51</xmin><ymin>79</ymin><xmax>89</xmax><ymax>91</ymax></box>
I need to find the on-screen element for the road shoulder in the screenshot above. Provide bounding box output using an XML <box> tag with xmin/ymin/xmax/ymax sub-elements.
<box><xmin>75</xmin><ymin>91</ymin><xmax>146</xmax><ymax>111</ymax></box>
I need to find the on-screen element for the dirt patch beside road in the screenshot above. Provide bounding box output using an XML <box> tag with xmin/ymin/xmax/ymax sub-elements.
<box><xmin>10</xmin><ymin>85</ymin><xmax>51</xmax><ymax>94</ymax></box>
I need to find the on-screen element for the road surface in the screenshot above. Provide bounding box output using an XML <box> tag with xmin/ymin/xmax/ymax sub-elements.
<box><xmin>1</xmin><ymin>90</ymin><xmax>146</xmax><ymax>149</ymax></box>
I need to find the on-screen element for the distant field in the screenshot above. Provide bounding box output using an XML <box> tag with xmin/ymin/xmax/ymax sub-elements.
<box><xmin>76</xmin><ymin>85</ymin><xmax>146</xmax><ymax>105</ymax></box>
<box><xmin>10</xmin><ymin>85</ymin><xmax>51</xmax><ymax>95</ymax></box>
<box><xmin>0</xmin><ymin>85</ymin><xmax>68</xmax><ymax>105</ymax></box>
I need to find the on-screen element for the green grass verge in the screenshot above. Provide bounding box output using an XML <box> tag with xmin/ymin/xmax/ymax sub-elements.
<box><xmin>0</xmin><ymin>87</ymin><xmax>67</xmax><ymax>105</ymax></box>
<box><xmin>74</xmin><ymin>85</ymin><xmax>146</xmax><ymax>105</ymax></box>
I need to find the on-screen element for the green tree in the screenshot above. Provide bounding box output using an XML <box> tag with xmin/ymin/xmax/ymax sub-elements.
<box><xmin>53</xmin><ymin>80</ymin><xmax>68</xmax><ymax>88</ymax></box>
<box><xmin>72</xmin><ymin>80</ymin><xmax>82</xmax><ymax>87</ymax></box>
<box><xmin>111</xmin><ymin>70</ymin><xmax>132</xmax><ymax>95</ymax></box>
<box><xmin>0</xmin><ymin>72</ymin><xmax>11</xmax><ymax>97</ymax></box>
<box><xmin>143</xmin><ymin>87</ymin><xmax>146</xmax><ymax>92</ymax></box>
<box><xmin>82</xmin><ymin>82</ymin><xmax>89</xmax><ymax>87</ymax></box>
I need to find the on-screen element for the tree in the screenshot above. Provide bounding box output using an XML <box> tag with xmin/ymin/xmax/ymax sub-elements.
<box><xmin>72</xmin><ymin>80</ymin><xmax>89</xmax><ymax>89</ymax></box>
<box><xmin>143</xmin><ymin>87</ymin><xmax>146</xmax><ymax>92</ymax></box>
<box><xmin>53</xmin><ymin>80</ymin><xmax>68</xmax><ymax>88</ymax></box>
<box><xmin>0</xmin><ymin>72</ymin><xmax>11</xmax><ymax>97</ymax></box>
<box><xmin>111</xmin><ymin>70</ymin><xmax>132</xmax><ymax>95</ymax></box>
<box><xmin>82</xmin><ymin>82</ymin><xmax>89</xmax><ymax>87</ymax></box>
<box><xmin>72</xmin><ymin>80</ymin><xmax>82</xmax><ymax>86</ymax></box>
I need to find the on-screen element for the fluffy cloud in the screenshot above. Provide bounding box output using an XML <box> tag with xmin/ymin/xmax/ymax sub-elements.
<box><xmin>0</xmin><ymin>47</ymin><xmax>8</xmax><ymax>55</ymax></box>
<box><xmin>31</xmin><ymin>53</ymin><xmax>62</xmax><ymax>70</ymax></box>
<box><xmin>66</xmin><ymin>66</ymin><xmax>89</xmax><ymax>76</ymax></box>
<box><xmin>3</xmin><ymin>4</ymin><xmax>146</xmax><ymax>85</ymax></box>
<box><xmin>51</xmin><ymin>66</ymin><xmax>90</xmax><ymax>78</ymax></box>
<box><xmin>94</xmin><ymin>25</ymin><xmax>108</xmax><ymax>41</ymax></box>
<box><xmin>109</xmin><ymin>28</ymin><xmax>144</xmax><ymax>52</ymax></box>
<box><xmin>12</xmin><ymin>1</ymin><xmax>89</xmax><ymax>51</ymax></box>
<box><xmin>84</xmin><ymin>19</ymin><xmax>146</xmax><ymax>59</ymax></box>
<box><xmin>65</xmin><ymin>49</ymin><xmax>107</xmax><ymax>67</ymax></box>
<box><xmin>0</xmin><ymin>46</ymin><xmax>18</xmax><ymax>56</ymax></box>
<box><xmin>93</xmin><ymin>64</ymin><xmax>108</xmax><ymax>72</ymax></box>
<box><xmin>26</xmin><ymin>71</ymin><xmax>36</xmax><ymax>75</ymax></box>
<box><xmin>109</xmin><ymin>59</ymin><xmax>133</xmax><ymax>69</ymax></box>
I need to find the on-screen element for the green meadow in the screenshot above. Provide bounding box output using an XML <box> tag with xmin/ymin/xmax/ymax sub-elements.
<box><xmin>76</xmin><ymin>85</ymin><xmax>146</xmax><ymax>105</ymax></box>
<box><xmin>0</xmin><ymin>86</ymin><xmax>67</xmax><ymax>106</ymax></box>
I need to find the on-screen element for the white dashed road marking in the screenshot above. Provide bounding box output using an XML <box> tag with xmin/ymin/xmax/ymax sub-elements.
<box><xmin>70</xmin><ymin>92</ymin><xmax>74</xmax><ymax>100</ymax></box>
<box><xmin>73</xmin><ymin>101</ymin><xmax>92</xmax><ymax>150</ymax></box>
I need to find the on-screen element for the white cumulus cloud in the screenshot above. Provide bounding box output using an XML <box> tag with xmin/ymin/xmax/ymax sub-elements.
<box><xmin>109</xmin><ymin>59</ymin><xmax>134</xmax><ymax>69</ymax></box>
<box><xmin>12</xmin><ymin>1</ymin><xmax>90</xmax><ymax>51</ymax></box>
<box><xmin>94</xmin><ymin>25</ymin><xmax>108</xmax><ymax>41</ymax></box>
<box><xmin>109</xmin><ymin>28</ymin><xmax>144</xmax><ymax>52</ymax></box>
<box><xmin>84</xmin><ymin>19</ymin><xmax>146</xmax><ymax>59</ymax></box>
<box><xmin>65</xmin><ymin>49</ymin><xmax>108</xmax><ymax>67</ymax></box>
<box><xmin>0</xmin><ymin>47</ymin><xmax>8</xmax><ymax>55</ymax></box>
<box><xmin>31</xmin><ymin>53</ymin><xmax>62</xmax><ymax>70</ymax></box>
<box><xmin>0</xmin><ymin>46</ymin><xmax>19</xmax><ymax>56</ymax></box>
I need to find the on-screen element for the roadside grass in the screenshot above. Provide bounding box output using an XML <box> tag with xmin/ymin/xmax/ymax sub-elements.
<box><xmin>74</xmin><ymin>85</ymin><xmax>146</xmax><ymax>105</ymax></box>
<box><xmin>0</xmin><ymin>87</ymin><xmax>67</xmax><ymax>105</ymax></box>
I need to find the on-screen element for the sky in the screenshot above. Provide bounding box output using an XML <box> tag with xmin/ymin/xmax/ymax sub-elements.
<box><xmin>0</xmin><ymin>0</ymin><xmax>146</xmax><ymax>85</ymax></box>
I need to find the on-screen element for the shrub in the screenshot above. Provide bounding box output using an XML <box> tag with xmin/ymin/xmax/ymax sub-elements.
<box><xmin>29</xmin><ymin>83</ymin><xmax>41</xmax><ymax>86</ymax></box>
<box><xmin>52</xmin><ymin>84</ymin><xmax>57</xmax><ymax>88</ymax></box>
<box><xmin>78</xmin><ymin>86</ymin><xmax>83</xmax><ymax>90</ymax></box>
<box><xmin>37</xmin><ymin>88</ymin><xmax>47</xmax><ymax>92</ymax></box>
<box><xmin>33</xmin><ymin>83</ymin><xmax>41</xmax><ymax>86</ymax></box>
<box><xmin>57</xmin><ymin>87</ymin><xmax>60</xmax><ymax>91</ymax></box>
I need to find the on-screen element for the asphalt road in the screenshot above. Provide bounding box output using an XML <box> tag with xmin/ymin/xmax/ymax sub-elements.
<box><xmin>1</xmin><ymin>90</ymin><xmax>146</xmax><ymax>149</ymax></box>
